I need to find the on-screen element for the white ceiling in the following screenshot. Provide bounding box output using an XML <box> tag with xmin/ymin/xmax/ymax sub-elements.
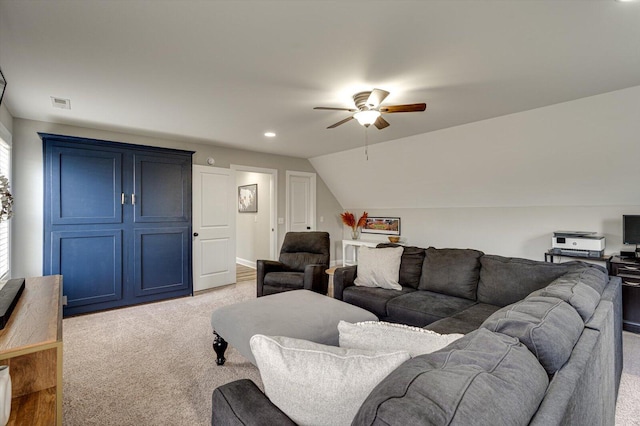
<box><xmin>1</xmin><ymin>0</ymin><xmax>639</xmax><ymax>159</ymax></box>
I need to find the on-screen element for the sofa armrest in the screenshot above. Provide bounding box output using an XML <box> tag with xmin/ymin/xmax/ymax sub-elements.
<box><xmin>211</xmin><ymin>379</ymin><xmax>296</xmax><ymax>426</ymax></box>
<box><xmin>304</xmin><ymin>264</ymin><xmax>329</xmax><ymax>294</ymax></box>
<box><xmin>333</xmin><ymin>265</ymin><xmax>357</xmax><ymax>300</ymax></box>
<box><xmin>257</xmin><ymin>260</ymin><xmax>286</xmax><ymax>297</ymax></box>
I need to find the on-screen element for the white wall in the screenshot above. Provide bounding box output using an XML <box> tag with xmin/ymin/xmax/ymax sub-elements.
<box><xmin>235</xmin><ymin>171</ymin><xmax>271</xmax><ymax>266</ymax></box>
<box><xmin>11</xmin><ymin>118</ymin><xmax>343</xmax><ymax>278</ymax></box>
<box><xmin>311</xmin><ymin>86</ymin><xmax>640</xmax><ymax>260</ymax></box>
<box><xmin>0</xmin><ymin>104</ymin><xmax>12</xmax><ymax>134</ymax></box>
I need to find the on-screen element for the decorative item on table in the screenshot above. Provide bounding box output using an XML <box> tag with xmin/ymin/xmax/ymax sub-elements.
<box><xmin>341</xmin><ymin>211</ymin><xmax>368</xmax><ymax>240</ymax></box>
<box><xmin>362</xmin><ymin>217</ymin><xmax>401</xmax><ymax>236</ymax></box>
<box><xmin>388</xmin><ymin>236</ymin><xmax>400</xmax><ymax>243</ymax></box>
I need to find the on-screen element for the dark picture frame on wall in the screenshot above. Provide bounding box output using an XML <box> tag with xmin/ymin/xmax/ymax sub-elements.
<box><xmin>362</xmin><ymin>217</ymin><xmax>401</xmax><ymax>236</ymax></box>
<box><xmin>238</xmin><ymin>183</ymin><xmax>258</xmax><ymax>213</ymax></box>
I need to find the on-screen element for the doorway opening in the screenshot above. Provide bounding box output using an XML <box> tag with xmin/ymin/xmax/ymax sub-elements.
<box><xmin>231</xmin><ymin>165</ymin><xmax>278</xmax><ymax>269</ymax></box>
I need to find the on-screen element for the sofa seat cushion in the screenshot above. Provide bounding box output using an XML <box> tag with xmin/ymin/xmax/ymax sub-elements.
<box><xmin>386</xmin><ymin>290</ymin><xmax>476</xmax><ymax>328</ymax></box>
<box><xmin>264</xmin><ymin>272</ymin><xmax>304</xmax><ymax>289</ymax></box>
<box><xmin>352</xmin><ymin>328</ymin><xmax>549</xmax><ymax>426</ymax></box>
<box><xmin>343</xmin><ymin>286</ymin><xmax>414</xmax><ymax>318</ymax></box>
<box><xmin>528</xmin><ymin>268</ymin><xmax>605</xmax><ymax>322</ymax></box>
<box><xmin>425</xmin><ymin>302</ymin><xmax>502</xmax><ymax>335</ymax></box>
<box><xmin>477</xmin><ymin>255</ymin><xmax>575</xmax><ymax>307</ymax></box>
<box><xmin>418</xmin><ymin>247</ymin><xmax>483</xmax><ymax>300</ymax></box>
<box><xmin>481</xmin><ymin>296</ymin><xmax>584</xmax><ymax>375</ymax></box>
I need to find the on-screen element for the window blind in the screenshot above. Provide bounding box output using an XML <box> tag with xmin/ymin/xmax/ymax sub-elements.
<box><xmin>0</xmin><ymin>138</ymin><xmax>11</xmax><ymax>279</ymax></box>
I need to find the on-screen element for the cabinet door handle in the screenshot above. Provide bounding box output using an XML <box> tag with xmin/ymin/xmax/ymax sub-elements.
<box><xmin>121</xmin><ymin>193</ymin><xmax>126</xmax><ymax>205</ymax></box>
<box><xmin>131</xmin><ymin>194</ymin><xmax>136</xmax><ymax>205</ymax></box>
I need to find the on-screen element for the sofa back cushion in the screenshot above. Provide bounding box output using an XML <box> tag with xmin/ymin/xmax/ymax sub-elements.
<box><xmin>377</xmin><ymin>244</ymin><xmax>425</xmax><ymax>289</ymax></box>
<box><xmin>481</xmin><ymin>296</ymin><xmax>584</xmax><ymax>375</ymax></box>
<box><xmin>528</xmin><ymin>268</ymin><xmax>606</xmax><ymax>322</ymax></box>
<box><xmin>477</xmin><ymin>255</ymin><xmax>573</xmax><ymax>307</ymax></box>
<box><xmin>353</xmin><ymin>328</ymin><xmax>549</xmax><ymax>426</ymax></box>
<box><xmin>418</xmin><ymin>247</ymin><xmax>483</xmax><ymax>300</ymax></box>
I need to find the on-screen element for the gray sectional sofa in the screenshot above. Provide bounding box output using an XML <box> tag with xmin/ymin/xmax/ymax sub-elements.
<box><xmin>211</xmin><ymin>245</ymin><xmax>622</xmax><ymax>425</ymax></box>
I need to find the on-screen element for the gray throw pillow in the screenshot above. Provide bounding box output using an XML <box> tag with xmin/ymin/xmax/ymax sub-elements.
<box><xmin>338</xmin><ymin>320</ymin><xmax>463</xmax><ymax>357</ymax></box>
<box><xmin>250</xmin><ymin>334</ymin><xmax>410</xmax><ymax>426</ymax></box>
<box><xmin>353</xmin><ymin>328</ymin><xmax>549</xmax><ymax>426</ymax></box>
<box><xmin>481</xmin><ymin>296</ymin><xmax>583</xmax><ymax>374</ymax></box>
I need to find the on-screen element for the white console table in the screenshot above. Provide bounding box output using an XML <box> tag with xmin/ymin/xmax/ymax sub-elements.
<box><xmin>341</xmin><ymin>239</ymin><xmax>379</xmax><ymax>266</ymax></box>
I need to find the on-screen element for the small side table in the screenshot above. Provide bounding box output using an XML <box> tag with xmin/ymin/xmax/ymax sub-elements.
<box><xmin>325</xmin><ymin>266</ymin><xmax>338</xmax><ymax>298</ymax></box>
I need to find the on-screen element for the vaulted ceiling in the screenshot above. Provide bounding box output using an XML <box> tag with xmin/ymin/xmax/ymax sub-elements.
<box><xmin>1</xmin><ymin>0</ymin><xmax>639</xmax><ymax>158</ymax></box>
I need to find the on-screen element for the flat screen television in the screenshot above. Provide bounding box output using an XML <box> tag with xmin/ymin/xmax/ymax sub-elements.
<box><xmin>623</xmin><ymin>215</ymin><xmax>640</xmax><ymax>245</ymax></box>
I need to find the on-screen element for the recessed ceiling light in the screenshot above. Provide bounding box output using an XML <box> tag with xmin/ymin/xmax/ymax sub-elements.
<box><xmin>264</xmin><ymin>132</ymin><xmax>276</xmax><ymax>137</ymax></box>
<box><xmin>617</xmin><ymin>0</ymin><xmax>637</xmax><ymax>2</ymax></box>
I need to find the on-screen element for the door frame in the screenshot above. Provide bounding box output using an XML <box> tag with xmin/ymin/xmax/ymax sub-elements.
<box><xmin>285</xmin><ymin>170</ymin><xmax>316</xmax><ymax>232</ymax></box>
<box><xmin>231</xmin><ymin>164</ymin><xmax>278</xmax><ymax>260</ymax></box>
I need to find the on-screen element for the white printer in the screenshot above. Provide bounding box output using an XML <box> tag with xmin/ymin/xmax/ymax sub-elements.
<box><xmin>551</xmin><ymin>231</ymin><xmax>605</xmax><ymax>258</ymax></box>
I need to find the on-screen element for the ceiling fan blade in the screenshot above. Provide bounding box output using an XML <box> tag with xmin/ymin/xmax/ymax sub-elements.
<box><xmin>374</xmin><ymin>116</ymin><xmax>390</xmax><ymax>130</ymax></box>
<box><xmin>366</xmin><ymin>89</ymin><xmax>390</xmax><ymax>108</ymax></box>
<box><xmin>314</xmin><ymin>107</ymin><xmax>357</xmax><ymax>112</ymax></box>
<box><xmin>327</xmin><ymin>116</ymin><xmax>354</xmax><ymax>129</ymax></box>
<box><xmin>380</xmin><ymin>103</ymin><xmax>427</xmax><ymax>113</ymax></box>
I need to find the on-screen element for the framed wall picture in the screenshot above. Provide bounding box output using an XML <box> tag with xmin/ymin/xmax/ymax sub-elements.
<box><xmin>238</xmin><ymin>184</ymin><xmax>258</xmax><ymax>213</ymax></box>
<box><xmin>362</xmin><ymin>217</ymin><xmax>400</xmax><ymax>236</ymax></box>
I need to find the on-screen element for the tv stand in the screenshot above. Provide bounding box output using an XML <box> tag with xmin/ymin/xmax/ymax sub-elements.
<box><xmin>608</xmin><ymin>256</ymin><xmax>640</xmax><ymax>333</ymax></box>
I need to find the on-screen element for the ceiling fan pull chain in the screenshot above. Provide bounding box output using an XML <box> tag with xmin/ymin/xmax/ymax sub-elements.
<box><xmin>364</xmin><ymin>127</ymin><xmax>369</xmax><ymax>161</ymax></box>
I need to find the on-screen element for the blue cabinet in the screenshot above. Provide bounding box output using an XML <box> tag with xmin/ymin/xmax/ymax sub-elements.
<box><xmin>42</xmin><ymin>134</ymin><xmax>193</xmax><ymax>316</ymax></box>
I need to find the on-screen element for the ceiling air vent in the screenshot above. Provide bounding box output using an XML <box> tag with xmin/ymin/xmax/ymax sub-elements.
<box><xmin>51</xmin><ymin>97</ymin><xmax>71</xmax><ymax>109</ymax></box>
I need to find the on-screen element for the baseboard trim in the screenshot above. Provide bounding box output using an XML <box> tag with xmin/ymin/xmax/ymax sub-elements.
<box><xmin>236</xmin><ymin>258</ymin><xmax>256</xmax><ymax>269</ymax></box>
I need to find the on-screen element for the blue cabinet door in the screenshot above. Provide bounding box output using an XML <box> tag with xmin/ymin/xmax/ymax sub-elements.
<box><xmin>49</xmin><ymin>146</ymin><xmax>123</xmax><ymax>225</ymax></box>
<box><xmin>50</xmin><ymin>230</ymin><xmax>123</xmax><ymax>307</ymax></box>
<box><xmin>42</xmin><ymin>134</ymin><xmax>193</xmax><ymax>316</ymax></box>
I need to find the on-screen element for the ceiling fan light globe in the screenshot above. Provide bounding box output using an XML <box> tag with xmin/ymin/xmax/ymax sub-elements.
<box><xmin>354</xmin><ymin>110</ymin><xmax>381</xmax><ymax>126</ymax></box>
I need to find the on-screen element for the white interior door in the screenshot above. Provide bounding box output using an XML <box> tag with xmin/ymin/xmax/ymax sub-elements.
<box><xmin>193</xmin><ymin>165</ymin><xmax>236</xmax><ymax>291</ymax></box>
<box><xmin>286</xmin><ymin>171</ymin><xmax>316</xmax><ymax>232</ymax></box>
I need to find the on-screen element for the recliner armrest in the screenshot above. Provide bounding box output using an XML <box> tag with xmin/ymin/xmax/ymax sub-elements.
<box><xmin>303</xmin><ymin>264</ymin><xmax>329</xmax><ymax>294</ymax></box>
<box><xmin>333</xmin><ymin>265</ymin><xmax>357</xmax><ymax>300</ymax></box>
<box><xmin>211</xmin><ymin>379</ymin><xmax>296</xmax><ymax>425</ymax></box>
<box><xmin>257</xmin><ymin>260</ymin><xmax>286</xmax><ymax>297</ymax></box>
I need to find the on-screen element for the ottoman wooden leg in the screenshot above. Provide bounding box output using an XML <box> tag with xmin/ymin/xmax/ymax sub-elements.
<box><xmin>213</xmin><ymin>331</ymin><xmax>228</xmax><ymax>366</ymax></box>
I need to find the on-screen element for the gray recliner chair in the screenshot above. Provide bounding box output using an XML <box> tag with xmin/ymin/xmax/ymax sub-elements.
<box><xmin>257</xmin><ymin>232</ymin><xmax>330</xmax><ymax>297</ymax></box>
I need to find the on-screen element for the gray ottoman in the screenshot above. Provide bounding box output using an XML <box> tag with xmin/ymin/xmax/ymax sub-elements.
<box><xmin>210</xmin><ymin>289</ymin><xmax>378</xmax><ymax>365</ymax></box>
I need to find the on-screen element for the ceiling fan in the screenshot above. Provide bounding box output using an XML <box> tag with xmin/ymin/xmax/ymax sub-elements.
<box><xmin>314</xmin><ymin>89</ymin><xmax>426</xmax><ymax>129</ymax></box>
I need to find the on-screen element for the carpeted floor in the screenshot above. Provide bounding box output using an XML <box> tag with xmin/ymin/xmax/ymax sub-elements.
<box><xmin>616</xmin><ymin>331</ymin><xmax>640</xmax><ymax>425</ymax></box>
<box><xmin>63</xmin><ymin>281</ymin><xmax>640</xmax><ymax>425</ymax></box>
<box><xmin>63</xmin><ymin>280</ymin><xmax>261</xmax><ymax>426</ymax></box>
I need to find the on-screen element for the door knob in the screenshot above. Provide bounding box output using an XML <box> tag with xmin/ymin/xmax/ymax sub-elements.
<box><xmin>193</xmin><ymin>232</ymin><xmax>199</xmax><ymax>237</ymax></box>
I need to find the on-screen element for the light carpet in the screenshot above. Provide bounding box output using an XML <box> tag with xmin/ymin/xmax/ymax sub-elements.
<box><xmin>63</xmin><ymin>280</ymin><xmax>262</xmax><ymax>425</ymax></box>
<box><xmin>616</xmin><ymin>331</ymin><xmax>640</xmax><ymax>425</ymax></box>
<box><xmin>64</xmin><ymin>281</ymin><xmax>640</xmax><ymax>425</ymax></box>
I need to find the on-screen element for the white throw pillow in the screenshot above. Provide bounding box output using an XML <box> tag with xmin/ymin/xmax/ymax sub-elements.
<box><xmin>354</xmin><ymin>246</ymin><xmax>403</xmax><ymax>290</ymax></box>
<box><xmin>250</xmin><ymin>334</ymin><xmax>410</xmax><ymax>426</ymax></box>
<box><xmin>338</xmin><ymin>320</ymin><xmax>464</xmax><ymax>357</ymax></box>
